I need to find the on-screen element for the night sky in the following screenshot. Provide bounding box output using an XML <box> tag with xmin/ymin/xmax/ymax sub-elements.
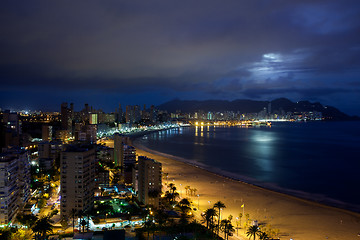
<box><xmin>1</xmin><ymin>1</ymin><xmax>360</xmax><ymax>115</ymax></box>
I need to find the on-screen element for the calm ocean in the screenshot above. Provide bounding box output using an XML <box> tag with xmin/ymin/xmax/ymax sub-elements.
<box><xmin>134</xmin><ymin>121</ymin><xmax>360</xmax><ymax>212</ymax></box>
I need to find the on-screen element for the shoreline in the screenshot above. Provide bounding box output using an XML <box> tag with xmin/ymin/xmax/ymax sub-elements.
<box><xmin>114</xmin><ymin>125</ymin><xmax>187</xmax><ymax>142</ymax></box>
<box><xmin>130</xmin><ymin>131</ymin><xmax>360</xmax><ymax>239</ymax></box>
<box><xmin>132</xmin><ymin>132</ymin><xmax>360</xmax><ymax>214</ymax></box>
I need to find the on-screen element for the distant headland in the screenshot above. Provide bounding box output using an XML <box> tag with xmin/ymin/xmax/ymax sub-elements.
<box><xmin>158</xmin><ymin>98</ymin><xmax>359</xmax><ymax>121</ymax></box>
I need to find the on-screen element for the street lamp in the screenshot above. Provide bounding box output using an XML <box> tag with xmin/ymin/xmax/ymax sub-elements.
<box><xmin>236</xmin><ymin>217</ymin><xmax>239</xmax><ymax>236</ymax></box>
<box><xmin>197</xmin><ymin>194</ymin><xmax>200</xmax><ymax>209</ymax></box>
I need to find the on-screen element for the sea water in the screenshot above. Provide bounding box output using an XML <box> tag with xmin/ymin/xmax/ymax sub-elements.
<box><xmin>134</xmin><ymin>121</ymin><xmax>360</xmax><ymax>212</ymax></box>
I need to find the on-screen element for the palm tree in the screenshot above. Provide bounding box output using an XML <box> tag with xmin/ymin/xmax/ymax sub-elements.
<box><xmin>140</xmin><ymin>208</ymin><xmax>150</xmax><ymax>222</ymax></box>
<box><xmin>177</xmin><ymin>198</ymin><xmax>192</xmax><ymax>215</ymax></box>
<box><xmin>177</xmin><ymin>198</ymin><xmax>192</xmax><ymax>226</ymax></box>
<box><xmin>168</xmin><ymin>183</ymin><xmax>176</xmax><ymax>194</ymax></box>
<box><xmin>213</xmin><ymin>201</ymin><xmax>226</xmax><ymax>236</ymax></box>
<box><xmin>143</xmin><ymin>219</ymin><xmax>154</xmax><ymax>240</ymax></box>
<box><xmin>202</xmin><ymin>208</ymin><xmax>217</xmax><ymax>233</ymax></box>
<box><xmin>153</xmin><ymin>209</ymin><xmax>169</xmax><ymax>231</ymax></box>
<box><xmin>0</xmin><ymin>227</ymin><xmax>14</xmax><ymax>239</ymax></box>
<box><xmin>245</xmin><ymin>213</ymin><xmax>250</xmax><ymax>227</ymax></box>
<box><xmin>12</xmin><ymin>228</ymin><xmax>33</xmax><ymax>240</ymax></box>
<box><xmin>221</xmin><ymin>219</ymin><xmax>235</xmax><ymax>240</ymax></box>
<box><xmin>32</xmin><ymin>216</ymin><xmax>53</xmax><ymax>240</ymax></box>
<box><xmin>164</xmin><ymin>190</ymin><xmax>179</xmax><ymax>204</ymax></box>
<box><xmin>185</xmin><ymin>185</ymin><xmax>190</xmax><ymax>196</ymax></box>
<box><xmin>238</xmin><ymin>213</ymin><xmax>243</xmax><ymax>227</ymax></box>
<box><xmin>60</xmin><ymin>215</ymin><xmax>69</xmax><ymax>231</ymax></box>
<box><xmin>163</xmin><ymin>172</ymin><xmax>169</xmax><ymax>183</ymax></box>
<box><xmin>246</xmin><ymin>225</ymin><xmax>260</xmax><ymax>240</ymax></box>
<box><xmin>148</xmin><ymin>189</ymin><xmax>161</xmax><ymax>198</ymax></box>
<box><xmin>77</xmin><ymin>210</ymin><xmax>84</xmax><ymax>232</ymax></box>
<box><xmin>165</xmin><ymin>183</ymin><xmax>180</xmax><ymax>203</ymax></box>
<box><xmin>70</xmin><ymin>208</ymin><xmax>77</xmax><ymax>233</ymax></box>
<box><xmin>80</xmin><ymin>219</ymin><xmax>87</xmax><ymax>233</ymax></box>
<box><xmin>258</xmin><ymin>231</ymin><xmax>269</xmax><ymax>240</ymax></box>
<box><xmin>192</xmin><ymin>188</ymin><xmax>197</xmax><ymax>196</ymax></box>
<box><xmin>84</xmin><ymin>210</ymin><xmax>92</xmax><ymax>232</ymax></box>
<box><xmin>16</xmin><ymin>213</ymin><xmax>38</xmax><ymax>228</ymax></box>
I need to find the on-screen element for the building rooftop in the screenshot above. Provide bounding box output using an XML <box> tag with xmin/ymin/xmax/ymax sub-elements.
<box><xmin>63</xmin><ymin>144</ymin><xmax>95</xmax><ymax>152</ymax></box>
<box><xmin>0</xmin><ymin>147</ymin><xmax>26</xmax><ymax>162</ymax></box>
<box><xmin>138</xmin><ymin>155</ymin><xmax>161</xmax><ymax>164</ymax></box>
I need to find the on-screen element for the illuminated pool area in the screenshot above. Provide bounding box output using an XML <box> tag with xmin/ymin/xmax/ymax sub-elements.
<box><xmin>82</xmin><ymin>197</ymin><xmax>145</xmax><ymax>232</ymax></box>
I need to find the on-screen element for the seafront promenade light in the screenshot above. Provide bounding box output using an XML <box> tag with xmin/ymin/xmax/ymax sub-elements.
<box><xmin>236</xmin><ymin>217</ymin><xmax>239</xmax><ymax>236</ymax></box>
<box><xmin>197</xmin><ymin>194</ymin><xmax>200</xmax><ymax>209</ymax></box>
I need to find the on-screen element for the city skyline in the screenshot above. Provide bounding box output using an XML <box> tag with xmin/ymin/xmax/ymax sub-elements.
<box><xmin>1</xmin><ymin>1</ymin><xmax>360</xmax><ymax>115</ymax></box>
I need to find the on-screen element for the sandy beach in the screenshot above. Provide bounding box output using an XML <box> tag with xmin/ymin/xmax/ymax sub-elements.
<box><xmin>133</xmin><ymin>142</ymin><xmax>360</xmax><ymax>240</ymax></box>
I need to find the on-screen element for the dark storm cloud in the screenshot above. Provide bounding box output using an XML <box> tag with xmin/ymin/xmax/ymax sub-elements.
<box><xmin>241</xmin><ymin>87</ymin><xmax>354</xmax><ymax>99</ymax></box>
<box><xmin>1</xmin><ymin>0</ymin><xmax>360</xmax><ymax>114</ymax></box>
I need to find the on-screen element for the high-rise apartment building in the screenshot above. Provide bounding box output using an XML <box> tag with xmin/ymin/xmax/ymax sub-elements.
<box><xmin>113</xmin><ymin>133</ymin><xmax>124</xmax><ymax>168</ymax></box>
<box><xmin>138</xmin><ymin>156</ymin><xmax>162</xmax><ymax>208</ymax></box>
<box><xmin>61</xmin><ymin>102</ymin><xmax>73</xmax><ymax>131</ymax></box>
<box><xmin>123</xmin><ymin>145</ymin><xmax>136</xmax><ymax>185</ymax></box>
<box><xmin>89</xmin><ymin>113</ymin><xmax>98</xmax><ymax>125</ymax></box>
<box><xmin>38</xmin><ymin>141</ymin><xmax>63</xmax><ymax>160</ymax></box>
<box><xmin>0</xmin><ymin>148</ymin><xmax>31</xmax><ymax>224</ymax></box>
<box><xmin>74</xmin><ymin>124</ymin><xmax>97</xmax><ymax>143</ymax></box>
<box><xmin>42</xmin><ymin>125</ymin><xmax>53</xmax><ymax>141</ymax></box>
<box><xmin>149</xmin><ymin>105</ymin><xmax>156</xmax><ymax>123</ymax></box>
<box><xmin>125</xmin><ymin>105</ymin><xmax>141</xmax><ymax>124</ymax></box>
<box><xmin>60</xmin><ymin>144</ymin><xmax>96</xmax><ymax>217</ymax></box>
<box><xmin>123</xmin><ymin>145</ymin><xmax>136</xmax><ymax>166</ymax></box>
<box><xmin>2</xmin><ymin>111</ymin><xmax>21</xmax><ymax>135</ymax></box>
<box><xmin>116</xmin><ymin>104</ymin><xmax>123</xmax><ymax>123</ymax></box>
<box><xmin>1</xmin><ymin>111</ymin><xmax>21</xmax><ymax>147</ymax></box>
<box><xmin>38</xmin><ymin>140</ymin><xmax>63</xmax><ymax>171</ymax></box>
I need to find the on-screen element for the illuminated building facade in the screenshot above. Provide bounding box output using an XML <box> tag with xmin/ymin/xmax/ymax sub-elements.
<box><xmin>125</xmin><ymin>105</ymin><xmax>141</xmax><ymax>124</ymax></box>
<box><xmin>113</xmin><ymin>133</ymin><xmax>124</xmax><ymax>168</ymax></box>
<box><xmin>0</xmin><ymin>148</ymin><xmax>31</xmax><ymax>224</ymax></box>
<box><xmin>60</xmin><ymin>144</ymin><xmax>96</xmax><ymax>217</ymax></box>
<box><xmin>89</xmin><ymin>113</ymin><xmax>98</xmax><ymax>125</ymax></box>
<box><xmin>74</xmin><ymin>124</ymin><xmax>97</xmax><ymax>143</ymax></box>
<box><xmin>42</xmin><ymin>125</ymin><xmax>53</xmax><ymax>141</ymax></box>
<box><xmin>123</xmin><ymin>145</ymin><xmax>136</xmax><ymax>185</ymax></box>
<box><xmin>138</xmin><ymin>156</ymin><xmax>162</xmax><ymax>208</ymax></box>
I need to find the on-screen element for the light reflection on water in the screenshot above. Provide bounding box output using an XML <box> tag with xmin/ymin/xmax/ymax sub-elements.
<box><xmin>136</xmin><ymin>122</ymin><xmax>360</xmax><ymax>209</ymax></box>
<box><xmin>250</xmin><ymin>130</ymin><xmax>275</xmax><ymax>174</ymax></box>
<box><xmin>251</xmin><ymin>130</ymin><xmax>276</xmax><ymax>142</ymax></box>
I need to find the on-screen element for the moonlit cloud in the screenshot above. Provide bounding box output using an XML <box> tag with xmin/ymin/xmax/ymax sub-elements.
<box><xmin>0</xmin><ymin>0</ymin><xmax>360</xmax><ymax>114</ymax></box>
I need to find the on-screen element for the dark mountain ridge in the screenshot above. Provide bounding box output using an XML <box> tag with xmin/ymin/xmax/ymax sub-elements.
<box><xmin>158</xmin><ymin>98</ymin><xmax>359</xmax><ymax>121</ymax></box>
